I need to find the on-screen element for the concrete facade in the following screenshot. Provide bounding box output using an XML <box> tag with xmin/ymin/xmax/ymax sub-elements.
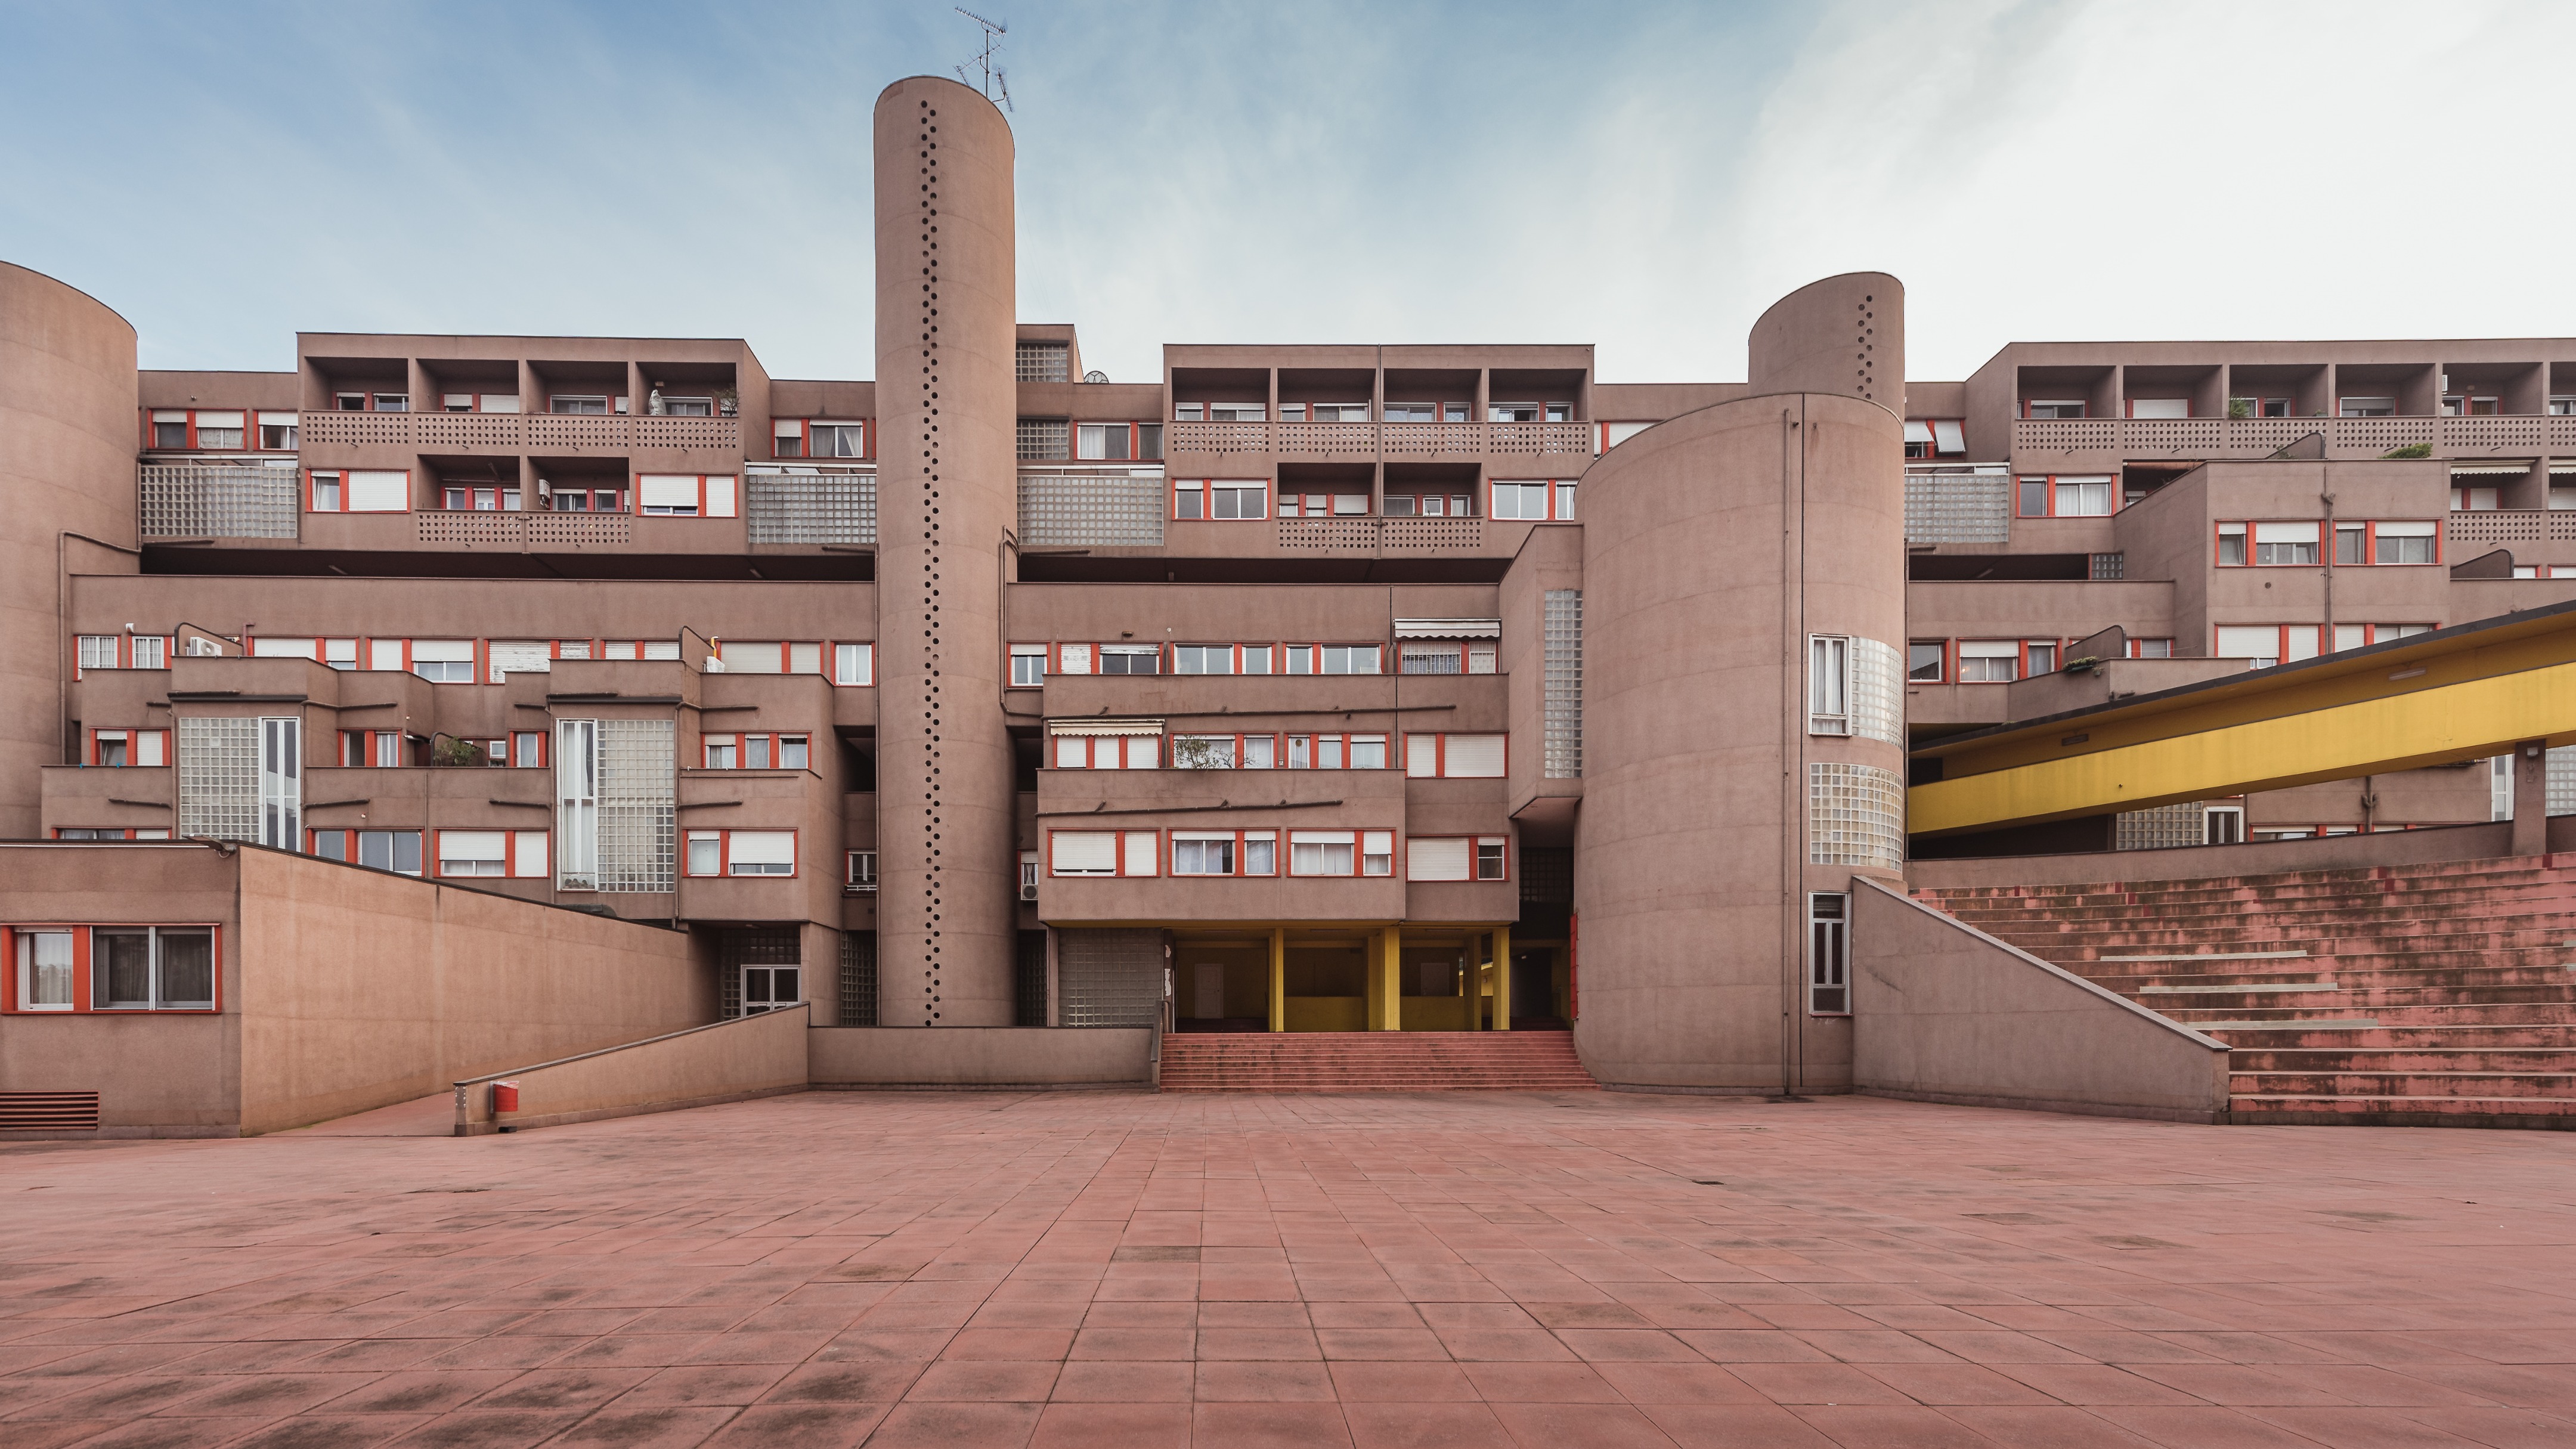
<box><xmin>6</xmin><ymin>75</ymin><xmax>2576</xmax><ymax>1107</ymax></box>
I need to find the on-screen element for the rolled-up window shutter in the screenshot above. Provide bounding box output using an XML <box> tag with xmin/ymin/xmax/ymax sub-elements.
<box><xmin>1443</xmin><ymin>735</ymin><xmax>1506</xmax><ymax>778</ymax></box>
<box><xmin>1052</xmin><ymin>832</ymin><xmax>1116</xmax><ymax>873</ymax></box>
<box><xmin>728</xmin><ymin>831</ymin><xmax>795</xmax><ymax>868</ymax></box>
<box><xmin>1123</xmin><ymin>831</ymin><xmax>1158</xmax><ymax>877</ymax></box>
<box><xmin>1407</xmin><ymin>837</ymin><xmax>1470</xmax><ymax>881</ymax></box>
<box><xmin>638</xmin><ymin>475</ymin><xmax>698</xmax><ymax>510</ymax></box>
<box><xmin>347</xmin><ymin>470</ymin><xmax>408</xmax><ymax>511</ymax></box>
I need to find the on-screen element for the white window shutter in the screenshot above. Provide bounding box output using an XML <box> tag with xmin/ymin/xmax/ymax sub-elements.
<box><xmin>1407</xmin><ymin>837</ymin><xmax>1471</xmax><ymax>881</ymax></box>
<box><xmin>704</xmin><ymin>475</ymin><xmax>738</xmax><ymax>517</ymax></box>
<box><xmin>1054</xmin><ymin>832</ymin><xmax>1115</xmax><ymax>872</ymax></box>
<box><xmin>1443</xmin><ymin>735</ymin><xmax>1506</xmax><ymax>778</ymax></box>
<box><xmin>515</xmin><ymin>831</ymin><xmax>549</xmax><ymax>878</ymax></box>
<box><xmin>729</xmin><ymin>831</ymin><xmax>795</xmax><ymax>868</ymax></box>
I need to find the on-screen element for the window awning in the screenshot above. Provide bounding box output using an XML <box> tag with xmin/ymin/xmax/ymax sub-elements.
<box><xmin>2449</xmin><ymin>462</ymin><xmax>2532</xmax><ymax>476</ymax></box>
<box><xmin>1394</xmin><ymin>618</ymin><xmax>1501</xmax><ymax>639</ymax></box>
<box><xmin>1047</xmin><ymin>718</ymin><xmax>1165</xmax><ymax>736</ymax></box>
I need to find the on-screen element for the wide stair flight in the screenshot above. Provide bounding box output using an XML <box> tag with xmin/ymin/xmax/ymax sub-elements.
<box><xmin>1918</xmin><ymin>856</ymin><xmax>2576</xmax><ymax>1128</ymax></box>
<box><xmin>1160</xmin><ymin>1030</ymin><xmax>1599</xmax><ymax>1094</ymax></box>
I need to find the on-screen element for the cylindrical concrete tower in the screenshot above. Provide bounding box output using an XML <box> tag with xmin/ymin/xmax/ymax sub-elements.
<box><xmin>0</xmin><ymin>262</ymin><xmax>140</xmax><ymax>838</ymax></box>
<box><xmin>872</xmin><ymin>78</ymin><xmax>1021</xmax><ymax>1025</ymax></box>
<box><xmin>1573</xmin><ymin>274</ymin><xmax>1906</xmax><ymax>1091</ymax></box>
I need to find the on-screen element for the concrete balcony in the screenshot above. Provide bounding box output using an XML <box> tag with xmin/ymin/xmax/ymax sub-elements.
<box><xmin>1164</xmin><ymin>421</ymin><xmax>1599</xmax><ymax>463</ymax></box>
<box><xmin>2445</xmin><ymin>509</ymin><xmax>2576</xmax><ymax>552</ymax></box>
<box><xmin>677</xmin><ymin>767</ymin><xmax>842</xmax><ymax>925</ymax></box>
<box><xmin>299</xmin><ymin>410</ymin><xmax>742</xmax><ymax>459</ymax></box>
<box><xmin>2013</xmin><ymin>414</ymin><xmax>2576</xmax><ymax>461</ymax></box>
<box><xmin>39</xmin><ymin>764</ymin><xmax>174</xmax><ymax>835</ymax></box>
<box><xmin>1034</xmin><ymin>763</ymin><xmax>1407</xmax><ymax>925</ymax></box>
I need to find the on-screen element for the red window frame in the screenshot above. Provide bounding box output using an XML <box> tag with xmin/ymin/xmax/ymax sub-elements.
<box><xmin>1046</xmin><ymin>828</ymin><xmax>1160</xmax><ymax>878</ymax></box>
<box><xmin>307</xmin><ymin>468</ymin><xmax>413</xmax><ymax>514</ymax></box>
<box><xmin>2126</xmin><ymin>638</ymin><xmax>2175</xmax><ymax>658</ymax></box>
<box><xmin>710</xmin><ymin>640</ymin><xmax>826</xmax><ymax>674</ymax></box>
<box><xmin>2213</xmin><ymin>624</ymin><xmax>2324</xmax><ymax>667</ymax></box>
<box><xmin>1165</xmin><ymin>828</ymin><xmax>1278</xmax><ymax>878</ymax></box>
<box><xmin>1078</xmin><ymin>420</ymin><xmax>1160</xmax><ymax>462</ymax></box>
<box><xmin>699</xmin><ymin>732</ymin><xmax>812</xmax><ymax>770</ymax></box>
<box><xmin>1401</xmin><ymin>732</ymin><xmax>1509</xmax><ymax>779</ymax></box>
<box><xmin>337</xmin><ymin>730</ymin><xmax>409</xmax><ymax>768</ymax></box>
<box><xmin>2123</xmin><ymin>398</ymin><xmax>2193</xmax><ymax>419</ymax></box>
<box><xmin>4</xmin><ymin>924</ymin><xmax>224</xmax><ymax>1014</ymax></box>
<box><xmin>75</xmin><ymin>633</ymin><xmax>175</xmax><ymax>676</ymax></box>
<box><xmin>772</xmin><ymin>418</ymin><xmax>876</xmax><ymax>461</ymax></box>
<box><xmin>85</xmin><ymin>728</ymin><xmax>168</xmax><ymax>767</ymax></box>
<box><xmin>143</xmin><ymin>407</ymin><xmax>250</xmax><ymax>452</ymax></box>
<box><xmin>1401</xmin><ymin>834</ymin><xmax>1511</xmax><ymax>881</ymax></box>
<box><xmin>1284</xmin><ymin>829</ymin><xmax>1394</xmax><ymax>878</ymax></box>
<box><xmin>2358</xmin><ymin>520</ymin><xmax>2442</xmax><ymax>566</ymax></box>
<box><xmin>1394</xmin><ymin>640</ymin><xmax>1499</xmax><ymax>676</ymax></box>
<box><xmin>1489</xmin><ymin>479</ymin><xmax>1576</xmax><ymax>522</ymax></box>
<box><xmin>1051</xmin><ymin>735</ymin><xmax>1162</xmax><ymax>769</ymax></box>
<box><xmin>636</xmin><ymin>473</ymin><xmax>738</xmax><ymax>518</ymax></box>
<box><xmin>2017</xmin><ymin>473</ymin><xmax>2117</xmax><ymax>519</ymax></box>
<box><xmin>51</xmin><ymin>828</ymin><xmax>172</xmax><ymax>840</ymax></box>
<box><xmin>2216</xmin><ymin>519</ymin><xmax>2336</xmax><ymax>567</ymax></box>
<box><xmin>306</xmin><ymin>828</ymin><xmax>424</xmax><ymax>874</ymax></box>
<box><xmin>684</xmin><ymin>828</ymin><xmax>801</xmax><ymax>878</ymax></box>
<box><xmin>2020</xmin><ymin>398</ymin><xmax>2089</xmax><ymax>418</ymax></box>
<box><xmin>431</xmin><ymin>828</ymin><xmax>549</xmax><ymax>880</ymax></box>
<box><xmin>1171</xmin><ymin>478</ymin><xmax>1271</xmax><ymax>521</ymax></box>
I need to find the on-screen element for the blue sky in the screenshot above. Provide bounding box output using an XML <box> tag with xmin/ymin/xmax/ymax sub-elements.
<box><xmin>4</xmin><ymin>1</ymin><xmax>2571</xmax><ymax>384</ymax></box>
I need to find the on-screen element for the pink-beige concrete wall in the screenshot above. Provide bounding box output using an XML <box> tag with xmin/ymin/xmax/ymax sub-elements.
<box><xmin>233</xmin><ymin>847</ymin><xmax>710</xmax><ymax>1132</ymax></box>
<box><xmin>1</xmin><ymin>263</ymin><xmax>139</xmax><ymax>837</ymax></box>
<box><xmin>809</xmin><ymin>1026</ymin><xmax>1151</xmax><ymax>1086</ymax></box>
<box><xmin>454</xmin><ymin>1003</ymin><xmax>809</xmax><ymax>1135</ymax></box>
<box><xmin>1908</xmin><ymin>820</ymin><xmax>2524</xmax><ymax>890</ymax></box>
<box><xmin>0</xmin><ymin>843</ymin><xmax>243</xmax><ymax>1134</ymax></box>
<box><xmin>875</xmin><ymin>76</ymin><xmax>1019</xmax><ymax>1026</ymax></box>
<box><xmin>1573</xmin><ymin>275</ymin><xmax>1904</xmax><ymax>1091</ymax></box>
<box><xmin>1850</xmin><ymin>879</ymin><xmax>2232</xmax><ymax>1122</ymax></box>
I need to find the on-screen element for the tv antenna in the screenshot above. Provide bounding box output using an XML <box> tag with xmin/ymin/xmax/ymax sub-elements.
<box><xmin>955</xmin><ymin>8</ymin><xmax>1012</xmax><ymax>112</ymax></box>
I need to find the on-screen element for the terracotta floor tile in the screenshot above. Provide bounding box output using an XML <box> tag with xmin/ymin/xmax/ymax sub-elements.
<box><xmin>1048</xmin><ymin>1361</ymin><xmax>1195</xmax><ymax>1402</ymax></box>
<box><xmin>1068</xmin><ymin>1327</ymin><xmax>1195</xmax><ymax>1361</ymax></box>
<box><xmin>1668</xmin><ymin>1331</ymin><xmax>1832</xmax><ymax>1364</ymax></box>
<box><xmin>224</xmin><ymin>1413</ymin><xmax>435</xmax><ymax>1447</ymax></box>
<box><xmin>1725</xmin><ymin>1363</ymin><xmax>1916</xmax><ymax>1407</ymax></box>
<box><xmin>613</xmin><ymin>1363</ymin><xmax>794</xmax><ymax>1407</ymax></box>
<box><xmin>1196</xmin><ymin>1327</ymin><xmax>1322</xmax><ymax>1361</ymax></box>
<box><xmin>861</xmin><ymin>1400</ymin><xmax>1042</xmax><ymax>1449</ymax></box>
<box><xmin>1191</xmin><ymin>1360</ymin><xmax>1337</xmax><ymax>1401</ymax></box>
<box><xmin>1460</xmin><ymin>1361</ymin><xmax>1623</xmax><ymax>1403</ymax></box>
<box><xmin>1637</xmin><ymin>1402</ymin><xmax>1838</xmax><ymax>1448</ymax></box>
<box><xmin>2390</xmin><ymin>1407</ymin><xmax>2576</xmax><ymax>1449</ymax></box>
<box><xmin>1432</xmin><ymin>1329</ymin><xmax>1580</xmax><ymax>1362</ymax></box>
<box><xmin>543</xmin><ymin>1405</ymin><xmax>733</xmax><ymax>1447</ymax></box>
<box><xmin>1485</xmin><ymin>1400</ymin><xmax>1681</xmax><ymax>1448</ymax></box>
<box><xmin>1788</xmin><ymin>1404</ymin><xmax>1995</xmax><ymax>1448</ymax></box>
<box><xmin>1343</xmin><ymin>1401</ymin><xmax>1519</xmax><ymax>1449</ymax></box>
<box><xmin>320</xmin><ymin>1370</ymin><xmax>523</xmax><ymax>1416</ymax></box>
<box><xmin>697</xmin><ymin>1402</ymin><xmax>890</xmax><ymax>1448</ymax></box>
<box><xmin>1329</xmin><ymin>1361</ymin><xmax>1482</xmax><ymax>1402</ymax></box>
<box><xmin>1588</xmin><ymin>1363</ymin><xmax>1764</xmax><ymax>1404</ymax></box>
<box><xmin>1192</xmin><ymin>1401</ymin><xmax>1355</xmax><ymax>1448</ymax></box>
<box><xmin>2090</xmin><ymin>1404</ymin><xmax>2348</xmax><ymax>1448</ymax></box>
<box><xmin>1029</xmin><ymin>1401</ymin><xmax>1192</xmax><ymax>1449</ymax></box>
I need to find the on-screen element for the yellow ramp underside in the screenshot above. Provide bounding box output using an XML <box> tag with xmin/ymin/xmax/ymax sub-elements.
<box><xmin>1911</xmin><ymin>661</ymin><xmax>2576</xmax><ymax>837</ymax></box>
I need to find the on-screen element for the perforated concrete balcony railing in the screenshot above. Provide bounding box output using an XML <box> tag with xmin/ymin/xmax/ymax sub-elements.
<box><xmin>299</xmin><ymin>411</ymin><xmax>741</xmax><ymax>454</ymax></box>
<box><xmin>1277</xmin><ymin>518</ymin><xmax>1486</xmax><ymax>554</ymax></box>
<box><xmin>1166</xmin><ymin>422</ymin><xmax>1600</xmax><ymax>458</ymax></box>
<box><xmin>2445</xmin><ymin>510</ymin><xmax>2576</xmax><ymax>549</ymax></box>
<box><xmin>413</xmin><ymin>512</ymin><xmax>634</xmax><ymax>547</ymax></box>
<box><xmin>2014</xmin><ymin>415</ymin><xmax>2576</xmax><ymax>460</ymax></box>
<box><xmin>139</xmin><ymin>461</ymin><xmax>301</xmax><ymax>539</ymax></box>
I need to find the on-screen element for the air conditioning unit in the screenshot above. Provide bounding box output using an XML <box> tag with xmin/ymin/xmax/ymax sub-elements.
<box><xmin>1019</xmin><ymin>882</ymin><xmax>1039</xmax><ymax>902</ymax></box>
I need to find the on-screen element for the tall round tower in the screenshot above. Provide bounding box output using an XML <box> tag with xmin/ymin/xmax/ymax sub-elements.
<box><xmin>1573</xmin><ymin>274</ymin><xmax>1907</xmax><ymax>1090</ymax></box>
<box><xmin>0</xmin><ymin>262</ymin><xmax>140</xmax><ymax>838</ymax></box>
<box><xmin>871</xmin><ymin>78</ymin><xmax>1021</xmax><ymax>1025</ymax></box>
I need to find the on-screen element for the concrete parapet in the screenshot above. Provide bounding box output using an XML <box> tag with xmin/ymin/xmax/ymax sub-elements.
<box><xmin>1850</xmin><ymin>877</ymin><xmax>2232</xmax><ymax>1122</ymax></box>
<box><xmin>809</xmin><ymin>1026</ymin><xmax>1151</xmax><ymax>1088</ymax></box>
<box><xmin>453</xmin><ymin>1004</ymin><xmax>810</xmax><ymax>1136</ymax></box>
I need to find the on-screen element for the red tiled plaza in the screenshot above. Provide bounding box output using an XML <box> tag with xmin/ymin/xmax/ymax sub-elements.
<box><xmin>4</xmin><ymin>1089</ymin><xmax>2572</xmax><ymax>1449</ymax></box>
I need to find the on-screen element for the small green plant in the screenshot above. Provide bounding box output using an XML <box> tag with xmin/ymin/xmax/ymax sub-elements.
<box><xmin>432</xmin><ymin>736</ymin><xmax>488</xmax><ymax>767</ymax></box>
<box><xmin>2380</xmin><ymin>442</ymin><xmax>2433</xmax><ymax>459</ymax></box>
<box><xmin>2227</xmin><ymin>397</ymin><xmax>2252</xmax><ymax>420</ymax></box>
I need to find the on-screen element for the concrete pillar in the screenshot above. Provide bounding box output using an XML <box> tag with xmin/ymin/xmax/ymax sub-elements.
<box><xmin>1493</xmin><ymin>925</ymin><xmax>1512</xmax><ymax>1032</ymax></box>
<box><xmin>2513</xmin><ymin>741</ymin><xmax>2550</xmax><ymax>858</ymax></box>
<box><xmin>1368</xmin><ymin>924</ymin><xmax>1402</xmax><ymax>1030</ymax></box>
<box><xmin>872</xmin><ymin>77</ymin><xmax>1020</xmax><ymax>1025</ymax></box>
<box><xmin>1462</xmin><ymin>944</ymin><xmax>1479</xmax><ymax>1030</ymax></box>
<box><xmin>1268</xmin><ymin>927</ymin><xmax>1285</xmax><ymax>1032</ymax></box>
<box><xmin>0</xmin><ymin>263</ymin><xmax>139</xmax><ymax>837</ymax></box>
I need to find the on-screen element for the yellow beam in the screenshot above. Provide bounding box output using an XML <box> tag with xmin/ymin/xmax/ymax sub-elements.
<box><xmin>1913</xmin><ymin>661</ymin><xmax>2576</xmax><ymax>837</ymax></box>
<box><xmin>1268</xmin><ymin>928</ymin><xmax>1285</xmax><ymax>1033</ymax></box>
<box><xmin>1493</xmin><ymin>925</ymin><xmax>1512</xmax><ymax>1032</ymax></box>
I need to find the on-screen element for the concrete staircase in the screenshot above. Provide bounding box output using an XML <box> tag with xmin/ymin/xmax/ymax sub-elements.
<box><xmin>1917</xmin><ymin>856</ymin><xmax>2576</xmax><ymax>1128</ymax></box>
<box><xmin>1159</xmin><ymin>1031</ymin><xmax>1599</xmax><ymax>1094</ymax></box>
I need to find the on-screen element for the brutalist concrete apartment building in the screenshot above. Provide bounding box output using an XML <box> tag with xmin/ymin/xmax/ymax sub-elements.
<box><xmin>7</xmin><ymin>76</ymin><xmax>2576</xmax><ymax>1100</ymax></box>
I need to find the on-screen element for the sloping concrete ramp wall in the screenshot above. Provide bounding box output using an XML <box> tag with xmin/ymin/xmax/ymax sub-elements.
<box><xmin>454</xmin><ymin>1005</ymin><xmax>810</xmax><ymax>1136</ymax></box>
<box><xmin>809</xmin><ymin>1026</ymin><xmax>1152</xmax><ymax>1089</ymax></box>
<box><xmin>1851</xmin><ymin>878</ymin><xmax>2233</xmax><ymax>1123</ymax></box>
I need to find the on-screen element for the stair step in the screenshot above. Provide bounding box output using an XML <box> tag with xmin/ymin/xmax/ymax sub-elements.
<box><xmin>1160</xmin><ymin>1032</ymin><xmax>1599</xmax><ymax>1094</ymax></box>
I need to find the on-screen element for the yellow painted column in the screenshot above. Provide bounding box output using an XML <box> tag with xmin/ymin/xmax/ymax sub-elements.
<box><xmin>1268</xmin><ymin>928</ymin><xmax>1286</xmax><ymax>1033</ymax></box>
<box><xmin>1367</xmin><ymin>925</ymin><xmax>1401</xmax><ymax>1030</ymax></box>
<box><xmin>1385</xmin><ymin>923</ymin><xmax>1404</xmax><ymax>1030</ymax></box>
<box><xmin>1462</xmin><ymin>947</ymin><xmax>1479</xmax><ymax>1031</ymax></box>
<box><xmin>1493</xmin><ymin>925</ymin><xmax>1512</xmax><ymax>1032</ymax></box>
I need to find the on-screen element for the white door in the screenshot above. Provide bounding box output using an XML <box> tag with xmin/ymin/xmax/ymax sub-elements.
<box><xmin>1192</xmin><ymin>964</ymin><xmax>1225</xmax><ymax>1020</ymax></box>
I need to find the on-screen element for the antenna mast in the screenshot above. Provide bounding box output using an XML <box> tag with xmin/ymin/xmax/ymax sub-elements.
<box><xmin>954</xmin><ymin>8</ymin><xmax>1012</xmax><ymax>112</ymax></box>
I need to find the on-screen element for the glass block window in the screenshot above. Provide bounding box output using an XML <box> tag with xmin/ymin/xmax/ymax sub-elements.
<box><xmin>1017</xmin><ymin>417</ymin><xmax>1070</xmax><ymax>461</ymax></box>
<box><xmin>597</xmin><ymin>719</ymin><xmax>674</xmax><ymax>893</ymax></box>
<box><xmin>1809</xmin><ymin>762</ymin><xmax>1903</xmax><ymax>869</ymax></box>
<box><xmin>1018</xmin><ymin>471</ymin><xmax>1166</xmax><ymax>546</ymax></box>
<box><xmin>1543</xmin><ymin>589</ymin><xmax>1583</xmax><ymax>778</ymax></box>
<box><xmin>2090</xmin><ymin>552</ymin><xmax>2126</xmax><ymax>580</ymax></box>
<box><xmin>840</xmin><ymin>932</ymin><xmax>878</xmax><ymax>1026</ymax></box>
<box><xmin>1848</xmin><ymin>637</ymin><xmax>1903</xmax><ymax>745</ymax></box>
<box><xmin>2549</xmin><ymin>747</ymin><xmax>2576</xmax><ymax>818</ymax></box>
<box><xmin>2116</xmin><ymin>801</ymin><xmax>2206</xmax><ymax>850</ymax></box>
<box><xmin>177</xmin><ymin>717</ymin><xmax>259</xmax><ymax>841</ymax></box>
<box><xmin>1057</xmin><ymin>927</ymin><xmax>1162</xmax><ymax>1028</ymax></box>
<box><xmin>747</xmin><ymin>470</ymin><xmax>875</xmax><ymax>544</ymax></box>
<box><xmin>1015</xmin><ymin>341</ymin><xmax>1069</xmax><ymax>383</ymax></box>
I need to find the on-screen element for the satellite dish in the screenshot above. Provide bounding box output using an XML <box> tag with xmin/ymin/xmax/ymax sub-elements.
<box><xmin>1083</xmin><ymin>370</ymin><xmax>1109</xmax><ymax>384</ymax></box>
